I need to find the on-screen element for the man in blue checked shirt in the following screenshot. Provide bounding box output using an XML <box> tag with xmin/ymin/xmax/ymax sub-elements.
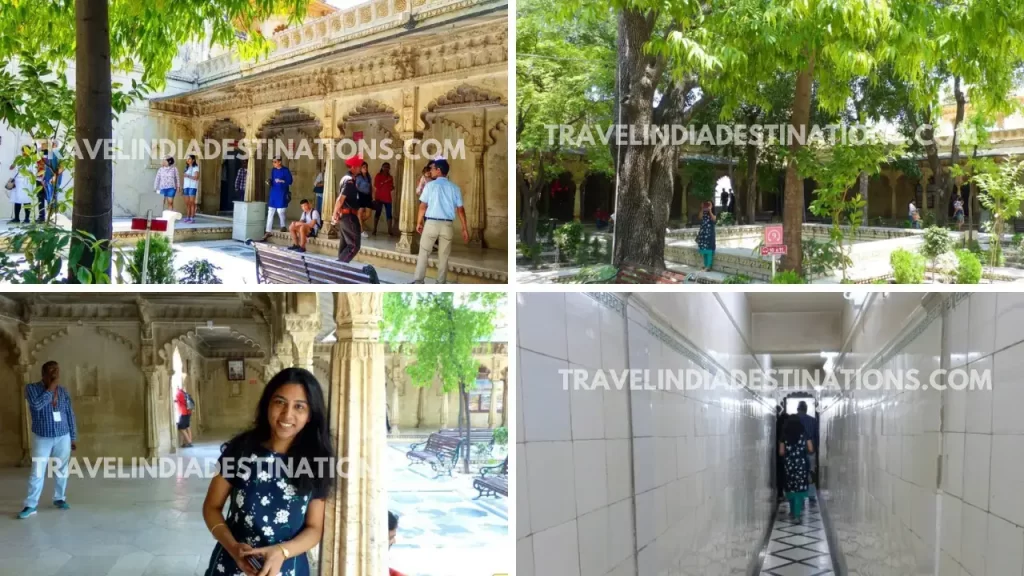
<box><xmin>412</xmin><ymin>158</ymin><xmax>469</xmax><ymax>284</ymax></box>
<box><xmin>19</xmin><ymin>361</ymin><xmax>77</xmax><ymax>519</ymax></box>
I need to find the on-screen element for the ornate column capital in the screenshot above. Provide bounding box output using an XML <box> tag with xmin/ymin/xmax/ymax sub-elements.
<box><xmin>333</xmin><ymin>293</ymin><xmax>383</xmax><ymax>341</ymax></box>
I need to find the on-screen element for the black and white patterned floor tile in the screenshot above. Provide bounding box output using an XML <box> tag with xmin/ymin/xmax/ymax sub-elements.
<box><xmin>759</xmin><ymin>500</ymin><xmax>835</xmax><ymax>576</ymax></box>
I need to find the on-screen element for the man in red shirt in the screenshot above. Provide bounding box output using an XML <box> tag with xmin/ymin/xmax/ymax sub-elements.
<box><xmin>175</xmin><ymin>384</ymin><xmax>193</xmax><ymax>448</ymax></box>
<box><xmin>373</xmin><ymin>162</ymin><xmax>395</xmax><ymax>236</ymax></box>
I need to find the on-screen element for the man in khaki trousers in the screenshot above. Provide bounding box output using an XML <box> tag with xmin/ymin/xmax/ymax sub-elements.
<box><xmin>413</xmin><ymin>158</ymin><xmax>469</xmax><ymax>283</ymax></box>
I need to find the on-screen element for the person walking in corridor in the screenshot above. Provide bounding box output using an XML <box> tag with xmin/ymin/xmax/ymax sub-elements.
<box><xmin>333</xmin><ymin>156</ymin><xmax>364</xmax><ymax>263</ymax></box>
<box><xmin>176</xmin><ymin>382</ymin><xmax>194</xmax><ymax>448</ymax></box>
<box><xmin>775</xmin><ymin>405</ymin><xmax>789</xmax><ymax>502</ymax></box>
<box><xmin>779</xmin><ymin>417</ymin><xmax>813</xmax><ymax>523</ymax></box>
<box><xmin>19</xmin><ymin>361</ymin><xmax>77</xmax><ymax>519</ymax></box>
<box><xmin>795</xmin><ymin>401</ymin><xmax>819</xmax><ymax>505</ymax></box>
<box><xmin>413</xmin><ymin>158</ymin><xmax>469</xmax><ymax>284</ymax></box>
<box><xmin>697</xmin><ymin>200</ymin><xmax>717</xmax><ymax>271</ymax></box>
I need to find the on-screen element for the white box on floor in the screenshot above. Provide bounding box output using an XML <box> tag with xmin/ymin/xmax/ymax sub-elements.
<box><xmin>232</xmin><ymin>201</ymin><xmax>266</xmax><ymax>242</ymax></box>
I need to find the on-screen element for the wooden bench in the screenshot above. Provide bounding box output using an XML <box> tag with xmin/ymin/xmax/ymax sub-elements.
<box><xmin>246</xmin><ymin>240</ymin><xmax>382</xmax><ymax>284</ymax></box>
<box><xmin>406</xmin><ymin>433</ymin><xmax>462</xmax><ymax>477</ymax></box>
<box><xmin>473</xmin><ymin>458</ymin><xmax>508</xmax><ymax>499</ymax></box>
<box><xmin>438</xmin><ymin>428</ymin><xmax>496</xmax><ymax>459</ymax></box>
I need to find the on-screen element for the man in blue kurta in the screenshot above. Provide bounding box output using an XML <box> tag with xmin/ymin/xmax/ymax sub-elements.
<box><xmin>19</xmin><ymin>361</ymin><xmax>77</xmax><ymax>519</ymax></box>
<box><xmin>266</xmin><ymin>157</ymin><xmax>293</xmax><ymax>234</ymax></box>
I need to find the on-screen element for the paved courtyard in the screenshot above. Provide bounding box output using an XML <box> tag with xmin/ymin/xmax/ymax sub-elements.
<box><xmin>388</xmin><ymin>441</ymin><xmax>509</xmax><ymax>576</ymax></box>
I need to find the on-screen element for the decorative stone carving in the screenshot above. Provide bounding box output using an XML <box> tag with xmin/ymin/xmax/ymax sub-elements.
<box><xmin>420</xmin><ymin>84</ymin><xmax>505</xmax><ymax>127</ymax></box>
<box><xmin>334</xmin><ymin>293</ymin><xmax>384</xmax><ymax>341</ymax></box>
<box><xmin>28</xmin><ymin>327</ymin><xmax>70</xmax><ymax>365</ymax></box>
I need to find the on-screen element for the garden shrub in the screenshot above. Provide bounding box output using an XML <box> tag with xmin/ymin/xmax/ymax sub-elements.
<box><xmin>772</xmin><ymin>270</ymin><xmax>805</xmax><ymax>284</ymax></box>
<box><xmin>955</xmin><ymin>250</ymin><xmax>982</xmax><ymax>284</ymax></box>
<box><xmin>129</xmin><ymin>235</ymin><xmax>175</xmax><ymax>284</ymax></box>
<box><xmin>890</xmin><ymin>248</ymin><xmax>925</xmax><ymax>284</ymax></box>
<box><xmin>722</xmin><ymin>274</ymin><xmax>751</xmax><ymax>284</ymax></box>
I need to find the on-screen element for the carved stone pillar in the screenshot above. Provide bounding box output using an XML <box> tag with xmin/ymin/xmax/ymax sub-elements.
<box><xmin>919</xmin><ymin>168</ymin><xmax>932</xmax><ymax>220</ymax></box>
<box><xmin>396</xmin><ymin>86</ymin><xmax>422</xmax><ymax>253</ymax></box>
<box><xmin>468</xmin><ymin>145</ymin><xmax>486</xmax><ymax>247</ymax></box>
<box><xmin>395</xmin><ymin>133</ymin><xmax>421</xmax><ymax>254</ymax></box>
<box><xmin>244</xmin><ymin>128</ymin><xmax>258</xmax><ymax>202</ymax></box>
<box><xmin>286</xmin><ymin>314</ymin><xmax>321</xmax><ymax>371</ymax></box>
<box><xmin>322</xmin><ymin>140</ymin><xmax>338</xmax><ymax>239</ymax></box>
<box><xmin>320</xmin><ymin>293</ymin><xmax>386</xmax><ymax>576</ymax></box>
<box><xmin>501</xmin><ymin>367</ymin><xmax>508</xmax><ymax>427</ymax></box>
<box><xmin>889</xmin><ymin>175</ymin><xmax>899</xmax><ymax>220</ymax></box>
<box><xmin>17</xmin><ymin>364</ymin><xmax>32</xmax><ymax>467</ymax></box>
<box><xmin>143</xmin><ymin>369</ymin><xmax>160</xmax><ymax>458</ymax></box>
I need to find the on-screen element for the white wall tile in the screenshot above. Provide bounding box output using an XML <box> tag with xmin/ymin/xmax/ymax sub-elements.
<box><xmin>518</xmin><ymin>536</ymin><xmax>535</xmax><ymax>576</ymax></box>
<box><xmin>600</xmin><ymin>305</ymin><xmax>627</xmax><ymax>371</ymax></box>
<box><xmin>519</xmin><ymin>293</ymin><xmax>568</xmax><ymax>360</ymax></box>
<box><xmin>518</xmin><ymin>442</ymin><xmax>531</xmax><ymax>539</ymax></box>
<box><xmin>566</xmin><ymin>293</ymin><xmax>603</xmax><ymax>370</ymax></box>
<box><xmin>606</xmin><ymin>498</ymin><xmax>635</xmax><ymax>569</ymax></box>
<box><xmin>985</xmin><ymin>513</ymin><xmax>1024</xmax><ymax>576</ymax></box>
<box><xmin>632</xmin><ymin>437</ymin><xmax>656</xmax><ymax>495</ymax></box>
<box><xmin>576</xmin><ymin>506</ymin><xmax>609</xmax><ymax>576</ymax></box>
<box><xmin>605</xmin><ymin>555</ymin><xmax>637</xmax><ymax>576</ymax></box>
<box><xmin>604</xmin><ymin>387</ymin><xmax>630</xmax><ymax>439</ymax></box>
<box><xmin>634</xmin><ymin>489</ymin><xmax>657</xmax><ymax>549</ymax></box>
<box><xmin>989</xmin><ymin>434</ymin><xmax>1024</xmax><ymax>528</ymax></box>
<box><xmin>570</xmin><ymin>366</ymin><xmax>605</xmax><ymax>440</ymax></box>
<box><xmin>961</xmin><ymin>502</ymin><xmax>989</xmax><ymax>576</ymax></box>
<box><xmin>963</xmin><ymin>434</ymin><xmax>992</xmax><ymax>511</ymax></box>
<box><xmin>941</xmin><ymin>494</ymin><xmax>962</xmax><ymax>562</ymax></box>
<box><xmin>943</xmin><ymin>432</ymin><xmax>965</xmax><ymax>499</ymax></box>
<box><xmin>965</xmin><ymin>355</ymin><xmax>993</xmax><ymax>434</ymax></box>
<box><xmin>969</xmin><ymin>294</ymin><xmax>998</xmax><ymax>363</ymax></box>
<box><xmin>606</xmin><ymin>439</ymin><xmax>632</xmax><ymax>504</ymax></box>
<box><xmin>573</xmin><ymin>439</ymin><xmax>608</xmax><ymax>517</ymax></box>
<box><xmin>995</xmin><ymin>293</ymin><xmax>1024</xmax><ymax>353</ymax></box>
<box><xmin>533</xmin><ymin>520</ymin><xmax>581</xmax><ymax>576</ymax></box>
<box><xmin>944</xmin><ymin>386</ymin><xmax>967</xmax><ymax>433</ymax></box>
<box><xmin>527</xmin><ymin>441</ymin><xmax>577</xmax><ymax>533</ymax></box>
<box><xmin>521</xmin><ymin>349</ymin><xmax>572</xmax><ymax>442</ymax></box>
<box><xmin>992</xmin><ymin>343</ymin><xmax>1024</xmax><ymax>435</ymax></box>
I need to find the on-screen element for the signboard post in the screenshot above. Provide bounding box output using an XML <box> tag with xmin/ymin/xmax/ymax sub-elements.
<box><xmin>130</xmin><ymin>210</ymin><xmax>168</xmax><ymax>283</ymax></box>
<box><xmin>763</xmin><ymin>225</ymin><xmax>785</xmax><ymax>280</ymax></box>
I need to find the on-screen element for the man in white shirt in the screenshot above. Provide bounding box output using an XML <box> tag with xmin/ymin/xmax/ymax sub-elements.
<box><xmin>288</xmin><ymin>198</ymin><xmax>321</xmax><ymax>253</ymax></box>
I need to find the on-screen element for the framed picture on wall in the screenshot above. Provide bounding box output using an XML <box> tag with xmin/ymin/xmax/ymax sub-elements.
<box><xmin>227</xmin><ymin>359</ymin><xmax>245</xmax><ymax>381</ymax></box>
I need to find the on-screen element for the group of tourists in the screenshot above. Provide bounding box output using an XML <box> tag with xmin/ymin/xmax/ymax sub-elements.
<box><xmin>776</xmin><ymin>401</ymin><xmax>819</xmax><ymax>523</ymax></box>
<box><xmin>5</xmin><ymin>141</ymin><xmax>63</xmax><ymax>224</ymax></box>
<box><xmin>148</xmin><ymin>153</ymin><xmax>469</xmax><ymax>282</ymax></box>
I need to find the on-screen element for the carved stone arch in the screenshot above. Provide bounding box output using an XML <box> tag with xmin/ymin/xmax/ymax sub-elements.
<box><xmin>202</xmin><ymin>117</ymin><xmax>246</xmax><ymax>140</ymax></box>
<box><xmin>487</xmin><ymin>118</ymin><xmax>508</xmax><ymax>147</ymax></box>
<box><xmin>157</xmin><ymin>331</ymin><xmax>200</xmax><ymax>367</ymax></box>
<box><xmin>228</xmin><ymin>329</ymin><xmax>269</xmax><ymax>358</ymax></box>
<box><xmin>28</xmin><ymin>327</ymin><xmax>70</xmax><ymax>366</ymax></box>
<box><xmin>166</xmin><ymin>116</ymin><xmax>197</xmax><ymax>140</ymax></box>
<box><xmin>256</xmin><ymin>106</ymin><xmax>324</xmax><ymax>139</ymax></box>
<box><xmin>93</xmin><ymin>326</ymin><xmax>139</xmax><ymax>363</ymax></box>
<box><xmin>420</xmin><ymin>85</ymin><xmax>506</xmax><ymax>128</ymax></box>
<box><xmin>427</xmin><ymin>116</ymin><xmax>473</xmax><ymax>146</ymax></box>
<box><xmin>0</xmin><ymin>324</ymin><xmax>22</xmax><ymax>364</ymax></box>
<box><xmin>339</xmin><ymin>99</ymin><xmax>400</xmax><ymax>126</ymax></box>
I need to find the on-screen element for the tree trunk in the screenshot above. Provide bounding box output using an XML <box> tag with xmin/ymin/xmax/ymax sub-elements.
<box><xmin>859</xmin><ymin>171</ymin><xmax>869</xmax><ymax>223</ymax></box>
<box><xmin>744</xmin><ymin>141</ymin><xmax>758</xmax><ymax>225</ymax></box>
<box><xmin>611</xmin><ymin>7</ymin><xmax>660</xmax><ymax>267</ymax></box>
<box><xmin>460</xmin><ymin>380</ymin><xmax>470</xmax><ymax>474</ymax></box>
<box><xmin>937</xmin><ymin>77</ymin><xmax>967</xmax><ymax>227</ymax></box>
<box><xmin>781</xmin><ymin>55</ymin><xmax>815</xmax><ymax>273</ymax></box>
<box><xmin>72</xmin><ymin>0</ymin><xmax>113</xmax><ymax>282</ymax></box>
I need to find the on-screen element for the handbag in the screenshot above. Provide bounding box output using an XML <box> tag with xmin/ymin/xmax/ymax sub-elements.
<box><xmin>4</xmin><ymin>178</ymin><xmax>14</xmax><ymax>191</ymax></box>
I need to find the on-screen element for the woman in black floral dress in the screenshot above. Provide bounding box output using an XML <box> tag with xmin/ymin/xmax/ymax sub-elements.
<box><xmin>696</xmin><ymin>201</ymin><xmax>717</xmax><ymax>271</ymax></box>
<box><xmin>779</xmin><ymin>417</ymin><xmax>813</xmax><ymax>522</ymax></box>
<box><xmin>203</xmin><ymin>368</ymin><xmax>334</xmax><ymax>576</ymax></box>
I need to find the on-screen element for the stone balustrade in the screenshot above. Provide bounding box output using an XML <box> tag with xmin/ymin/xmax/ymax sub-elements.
<box><xmin>193</xmin><ymin>0</ymin><xmax>499</xmax><ymax>84</ymax></box>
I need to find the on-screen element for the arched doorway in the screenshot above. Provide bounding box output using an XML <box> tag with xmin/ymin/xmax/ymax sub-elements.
<box><xmin>200</xmin><ymin>118</ymin><xmax>246</xmax><ymax>216</ymax></box>
<box><xmin>256</xmin><ymin>108</ymin><xmax>323</xmax><ymax>224</ymax></box>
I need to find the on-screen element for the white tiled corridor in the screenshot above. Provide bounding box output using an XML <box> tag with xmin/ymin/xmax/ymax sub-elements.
<box><xmin>516</xmin><ymin>291</ymin><xmax>1024</xmax><ymax>576</ymax></box>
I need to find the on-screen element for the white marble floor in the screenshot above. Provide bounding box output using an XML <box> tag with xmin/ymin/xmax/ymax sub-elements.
<box><xmin>758</xmin><ymin>499</ymin><xmax>836</xmax><ymax>576</ymax></box>
<box><xmin>0</xmin><ymin>441</ymin><xmax>245</xmax><ymax>576</ymax></box>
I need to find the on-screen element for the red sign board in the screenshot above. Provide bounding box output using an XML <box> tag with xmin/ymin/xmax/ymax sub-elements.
<box><xmin>765</xmin><ymin>225</ymin><xmax>784</xmax><ymax>246</ymax></box>
<box><xmin>131</xmin><ymin>218</ymin><xmax>168</xmax><ymax>232</ymax></box>
<box><xmin>353</xmin><ymin>131</ymin><xmax>364</xmax><ymax>141</ymax></box>
<box><xmin>761</xmin><ymin>245</ymin><xmax>788</xmax><ymax>256</ymax></box>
